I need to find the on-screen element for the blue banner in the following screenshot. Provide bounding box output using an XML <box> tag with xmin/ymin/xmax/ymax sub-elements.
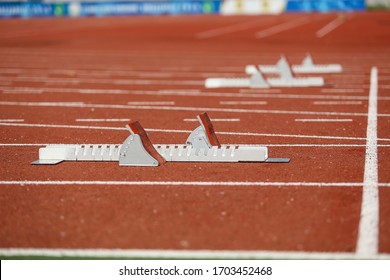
<box><xmin>0</xmin><ymin>1</ymin><xmax>222</xmax><ymax>18</ymax></box>
<box><xmin>0</xmin><ymin>1</ymin><xmax>367</xmax><ymax>18</ymax></box>
<box><xmin>286</xmin><ymin>0</ymin><xmax>366</xmax><ymax>12</ymax></box>
<box><xmin>0</xmin><ymin>2</ymin><xmax>65</xmax><ymax>18</ymax></box>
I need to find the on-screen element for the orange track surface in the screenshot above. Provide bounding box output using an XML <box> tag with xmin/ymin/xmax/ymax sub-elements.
<box><xmin>0</xmin><ymin>11</ymin><xmax>389</xmax><ymax>256</ymax></box>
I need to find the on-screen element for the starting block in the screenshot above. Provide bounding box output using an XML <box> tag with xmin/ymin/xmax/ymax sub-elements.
<box><xmin>266</xmin><ymin>55</ymin><xmax>325</xmax><ymax>87</ymax></box>
<box><xmin>32</xmin><ymin>113</ymin><xmax>290</xmax><ymax>167</ymax></box>
<box><xmin>205</xmin><ymin>70</ymin><xmax>270</xmax><ymax>89</ymax></box>
<box><xmin>246</xmin><ymin>54</ymin><xmax>342</xmax><ymax>75</ymax></box>
<box><xmin>207</xmin><ymin>55</ymin><xmax>324</xmax><ymax>88</ymax></box>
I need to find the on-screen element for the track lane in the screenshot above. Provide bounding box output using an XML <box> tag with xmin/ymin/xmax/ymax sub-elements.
<box><xmin>1</xmin><ymin>11</ymin><xmax>390</xmax><ymax>256</ymax></box>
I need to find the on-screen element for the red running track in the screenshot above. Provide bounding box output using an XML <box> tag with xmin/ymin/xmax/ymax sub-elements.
<box><xmin>0</xmin><ymin>11</ymin><xmax>389</xmax><ymax>259</ymax></box>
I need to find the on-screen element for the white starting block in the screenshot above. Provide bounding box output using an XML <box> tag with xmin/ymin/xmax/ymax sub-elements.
<box><xmin>246</xmin><ymin>54</ymin><xmax>342</xmax><ymax>75</ymax></box>
<box><xmin>266</xmin><ymin>56</ymin><xmax>325</xmax><ymax>87</ymax></box>
<box><xmin>293</xmin><ymin>54</ymin><xmax>342</xmax><ymax>73</ymax></box>
<box><xmin>207</xmin><ymin>55</ymin><xmax>324</xmax><ymax>88</ymax></box>
<box><xmin>32</xmin><ymin>113</ymin><xmax>290</xmax><ymax>166</ymax></box>
<box><xmin>205</xmin><ymin>70</ymin><xmax>270</xmax><ymax>89</ymax></box>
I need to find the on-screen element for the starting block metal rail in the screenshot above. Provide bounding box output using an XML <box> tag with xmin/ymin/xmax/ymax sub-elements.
<box><xmin>32</xmin><ymin>113</ymin><xmax>290</xmax><ymax>167</ymax></box>
<box><xmin>205</xmin><ymin>71</ymin><xmax>270</xmax><ymax>89</ymax></box>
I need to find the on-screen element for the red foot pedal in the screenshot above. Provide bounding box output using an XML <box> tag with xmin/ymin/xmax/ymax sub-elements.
<box><xmin>128</xmin><ymin>121</ymin><xmax>166</xmax><ymax>165</ymax></box>
<box><xmin>198</xmin><ymin>112</ymin><xmax>221</xmax><ymax>148</ymax></box>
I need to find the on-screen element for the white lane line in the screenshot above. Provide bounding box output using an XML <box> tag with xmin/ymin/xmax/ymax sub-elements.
<box><xmin>196</xmin><ymin>17</ymin><xmax>277</xmax><ymax>39</ymax></box>
<box><xmin>0</xmin><ymin>180</ymin><xmax>389</xmax><ymax>188</ymax></box>
<box><xmin>160</xmin><ymin>89</ymin><xmax>201</xmax><ymax>93</ymax></box>
<box><xmin>356</xmin><ymin>67</ymin><xmax>379</xmax><ymax>256</ymax></box>
<box><xmin>117</xmin><ymin>78</ymin><xmax>202</xmax><ymax>86</ymax></box>
<box><xmin>0</xmin><ymin>76</ymin><xmax>203</xmax><ymax>86</ymax></box>
<box><xmin>0</xmin><ymin>122</ymin><xmax>124</xmax><ymax>131</ymax></box>
<box><xmin>321</xmin><ymin>89</ymin><xmax>365</xmax><ymax>93</ymax></box>
<box><xmin>0</xmin><ymin>119</ymin><xmax>24</xmax><ymax>122</ymax></box>
<box><xmin>0</xmin><ymin>68</ymin><xmax>240</xmax><ymax>79</ymax></box>
<box><xmin>3</xmin><ymin>86</ymin><xmax>390</xmax><ymax>101</ymax></box>
<box><xmin>255</xmin><ymin>16</ymin><xmax>311</xmax><ymax>39</ymax></box>
<box><xmin>183</xmin><ymin>118</ymin><xmax>240</xmax><ymax>122</ymax></box>
<box><xmin>255</xmin><ymin>144</ymin><xmax>390</xmax><ymax>147</ymax></box>
<box><xmin>2</xmin><ymin>47</ymin><xmax>389</xmax><ymax>60</ymax></box>
<box><xmin>0</xmin><ymin>144</ymin><xmax>51</xmax><ymax>146</ymax></box>
<box><xmin>0</xmin><ymin>49</ymin><xmax>279</xmax><ymax>62</ymax></box>
<box><xmin>75</xmin><ymin>118</ymin><xmax>131</xmax><ymax>122</ymax></box>
<box><xmin>313</xmin><ymin>101</ymin><xmax>363</xmax><ymax>105</ymax></box>
<box><xmin>295</xmin><ymin>119</ymin><xmax>353</xmax><ymax>123</ymax></box>
<box><xmin>113</xmin><ymin>105</ymin><xmax>390</xmax><ymax>118</ymax></box>
<box><xmin>1</xmin><ymin>143</ymin><xmax>390</xmax><ymax>148</ymax></box>
<box><xmin>332</xmin><ymin>84</ymin><xmax>390</xmax><ymax>90</ymax></box>
<box><xmin>333</xmin><ymin>84</ymin><xmax>369</xmax><ymax>89</ymax></box>
<box><xmin>316</xmin><ymin>17</ymin><xmax>345</xmax><ymax>38</ymax></box>
<box><xmin>239</xmin><ymin>89</ymin><xmax>281</xmax><ymax>93</ymax></box>
<box><xmin>220</xmin><ymin>101</ymin><xmax>268</xmax><ymax>105</ymax></box>
<box><xmin>66</xmin><ymin>89</ymin><xmax>390</xmax><ymax>100</ymax></box>
<box><xmin>1</xmin><ymin>101</ymin><xmax>385</xmax><ymax>117</ymax></box>
<box><xmin>1</xmin><ymin>248</ymin><xmax>389</xmax><ymax>260</ymax></box>
<box><xmin>2</xmin><ymin>88</ymin><xmax>43</xmax><ymax>94</ymax></box>
<box><xmin>127</xmin><ymin>101</ymin><xmax>175</xmax><ymax>105</ymax></box>
<box><xmin>0</xmin><ymin>122</ymin><xmax>370</xmax><ymax>142</ymax></box>
<box><xmin>0</xmin><ymin>180</ymin><xmax>368</xmax><ymax>187</ymax></box>
<box><xmin>0</xmin><ymin>101</ymin><xmax>87</xmax><ymax>107</ymax></box>
<box><xmin>1</xmin><ymin>122</ymin><xmax>389</xmax><ymax>142</ymax></box>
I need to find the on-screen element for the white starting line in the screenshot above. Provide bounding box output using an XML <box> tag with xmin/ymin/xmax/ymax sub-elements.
<box><xmin>1</xmin><ymin>143</ymin><xmax>390</xmax><ymax>148</ymax></box>
<box><xmin>1</xmin><ymin>122</ymin><xmax>390</xmax><ymax>142</ymax></box>
<box><xmin>239</xmin><ymin>89</ymin><xmax>281</xmax><ymax>93</ymax></box>
<box><xmin>127</xmin><ymin>101</ymin><xmax>175</xmax><ymax>105</ymax></box>
<box><xmin>295</xmin><ymin>119</ymin><xmax>353</xmax><ymax>123</ymax></box>
<box><xmin>0</xmin><ymin>75</ymin><xmax>204</xmax><ymax>86</ymax></box>
<box><xmin>3</xmin><ymin>86</ymin><xmax>390</xmax><ymax>101</ymax></box>
<box><xmin>0</xmin><ymin>119</ymin><xmax>24</xmax><ymax>122</ymax></box>
<box><xmin>183</xmin><ymin>118</ymin><xmax>240</xmax><ymax>122</ymax></box>
<box><xmin>75</xmin><ymin>118</ymin><xmax>131</xmax><ymax>122</ymax></box>
<box><xmin>313</xmin><ymin>101</ymin><xmax>363</xmax><ymax>105</ymax></box>
<box><xmin>0</xmin><ymin>248</ymin><xmax>389</xmax><ymax>260</ymax></box>
<box><xmin>0</xmin><ymin>180</ymin><xmax>389</xmax><ymax>187</ymax></box>
<box><xmin>2</xmin><ymin>101</ymin><xmax>388</xmax><ymax>117</ymax></box>
<box><xmin>219</xmin><ymin>101</ymin><xmax>268</xmax><ymax>105</ymax></box>
<box><xmin>321</xmin><ymin>88</ymin><xmax>365</xmax><ymax>93</ymax></box>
